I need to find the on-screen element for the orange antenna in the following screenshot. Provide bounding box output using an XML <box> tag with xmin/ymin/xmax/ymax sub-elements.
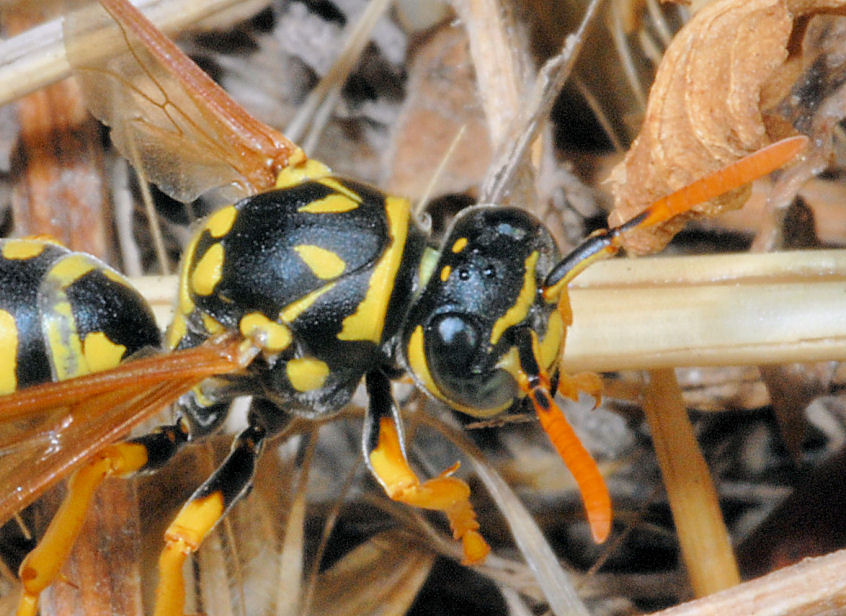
<box><xmin>516</xmin><ymin>330</ymin><xmax>611</xmax><ymax>543</ymax></box>
<box><xmin>544</xmin><ymin>135</ymin><xmax>808</xmax><ymax>295</ymax></box>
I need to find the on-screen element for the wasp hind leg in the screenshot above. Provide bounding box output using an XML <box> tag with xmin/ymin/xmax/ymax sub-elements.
<box><xmin>16</xmin><ymin>423</ymin><xmax>189</xmax><ymax>616</ymax></box>
<box><xmin>154</xmin><ymin>422</ymin><xmax>266</xmax><ymax>616</ymax></box>
<box><xmin>362</xmin><ymin>370</ymin><xmax>490</xmax><ymax>565</ymax></box>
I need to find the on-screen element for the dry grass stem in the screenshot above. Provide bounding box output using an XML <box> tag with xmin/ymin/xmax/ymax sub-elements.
<box><xmin>650</xmin><ymin>548</ymin><xmax>846</xmax><ymax>616</ymax></box>
<box><xmin>0</xmin><ymin>0</ymin><xmax>255</xmax><ymax>108</ymax></box>
<box><xmin>564</xmin><ymin>249</ymin><xmax>846</xmax><ymax>371</ymax></box>
<box><xmin>130</xmin><ymin>249</ymin><xmax>846</xmax><ymax>372</ymax></box>
<box><xmin>642</xmin><ymin>368</ymin><xmax>740</xmax><ymax>597</ymax></box>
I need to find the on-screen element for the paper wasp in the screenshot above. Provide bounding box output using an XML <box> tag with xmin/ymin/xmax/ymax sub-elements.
<box><xmin>0</xmin><ymin>1</ymin><xmax>806</xmax><ymax>614</ymax></box>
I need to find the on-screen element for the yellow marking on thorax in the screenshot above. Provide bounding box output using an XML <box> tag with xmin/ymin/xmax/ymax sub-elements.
<box><xmin>451</xmin><ymin>237</ymin><xmax>468</xmax><ymax>253</ymax></box>
<box><xmin>417</xmin><ymin>247</ymin><xmax>440</xmax><ymax>289</ymax></box>
<box><xmin>337</xmin><ymin>196</ymin><xmax>410</xmax><ymax>343</ymax></box>
<box><xmin>190</xmin><ymin>382</ymin><xmax>216</xmax><ymax>409</ymax></box>
<box><xmin>191</xmin><ymin>243</ymin><xmax>224</xmax><ymax>296</ymax></box>
<box><xmin>294</xmin><ymin>245</ymin><xmax>346</xmax><ymax>279</ymax></box>
<box><xmin>1</xmin><ymin>240</ymin><xmax>46</xmax><ymax>260</ymax></box>
<box><xmin>318</xmin><ymin>178</ymin><xmax>363</xmax><ymax>203</ymax></box>
<box><xmin>489</xmin><ymin>251</ymin><xmax>539</xmax><ymax>345</ymax></box>
<box><xmin>239</xmin><ymin>313</ymin><xmax>292</xmax><ymax>352</ymax></box>
<box><xmin>279</xmin><ymin>283</ymin><xmax>336</xmax><ymax>324</ymax></box>
<box><xmin>82</xmin><ymin>332</ymin><xmax>126</xmax><ymax>373</ymax></box>
<box><xmin>299</xmin><ymin>193</ymin><xmax>360</xmax><ymax>214</ymax></box>
<box><xmin>440</xmin><ymin>265</ymin><xmax>451</xmax><ymax>282</ymax></box>
<box><xmin>166</xmin><ymin>312</ymin><xmax>187</xmax><ymax>350</ymax></box>
<box><xmin>201</xmin><ymin>313</ymin><xmax>225</xmax><ymax>336</ymax></box>
<box><xmin>286</xmin><ymin>357</ymin><xmax>329</xmax><ymax>392</ymax></box>
<box><xmin>176</xmin><ymin>234</ymin><xmax>201</xmax><ymax>316</ymax></box>
<box><xmin>205</xmin><ymin>205</ymin><xmax>237</xmax><ymax>238</ymax></box>
<box><xmin>275</xmin><ymin>159</ymin><xmax>332</xmax><ymax>189</ymax></box>
<box><xmin>0</xmin><ymin>310</ymin><xmax>17</xmax><ymax>394</ymax></box>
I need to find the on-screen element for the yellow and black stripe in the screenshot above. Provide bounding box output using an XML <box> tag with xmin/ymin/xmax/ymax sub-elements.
<box><xmin>0</xmin><ymin>239</ymin><xmax>161</xmax><ymax>394</ymax></box>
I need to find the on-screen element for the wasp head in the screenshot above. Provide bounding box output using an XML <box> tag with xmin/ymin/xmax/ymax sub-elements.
<box><xmin>402</xmin><ymin>206</ymin><xmax>564</xmax><ymax>417</ymax></box>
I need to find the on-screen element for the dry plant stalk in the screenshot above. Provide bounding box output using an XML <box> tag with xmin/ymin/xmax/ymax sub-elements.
<box><xmin>563</xmin><ymin>249</ymin><xmax>846</xmax><ymax>371</ymax></box>
<box><xmin>132</xmin><ymin>248</ymin><xmax>846</xmax><ymax>373</ymax></box>
<box><xmin>650</xmin><ymin>548</ymin><xmax>846</xmax><ymax>615</ymax></box>
<box><xmin>643</xmin><ymin>369</ymin><xmax>740</xmax><ymax>597</ymax></box>
<box><xmin>0</xmin><ymin>0</ymin><xmax>258</xmax><ymax>108</ymax></box>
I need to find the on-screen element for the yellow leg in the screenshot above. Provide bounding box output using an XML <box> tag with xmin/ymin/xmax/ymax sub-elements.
<box><xmin>154</xmin><ymin>493</ymin><xmax>224</xmax><ymax>616</ymax></box>
<box><xmin>153</xmin><ymin>423</ymin><xmax>264</xmax><ymax>616</ymax></box>
<box><xmin>17</xmin><ymin>442</ymin><xmax>149</xmax><ymax>616</ymax></box>
<box><xmin>368</xmin><ymin>417</ymin><xmax>490</xmax><ymax>564</ymax></box>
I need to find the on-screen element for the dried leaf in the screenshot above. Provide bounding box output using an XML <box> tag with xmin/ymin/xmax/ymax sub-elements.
<box><xmin>608</xmin><ymin>0</ymin><xmax>798</xmax><ymax>253</ymax></box>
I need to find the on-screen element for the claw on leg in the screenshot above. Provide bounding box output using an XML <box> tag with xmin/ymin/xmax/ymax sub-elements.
<box><xmin>368</xmin><ymin>417</ymin><xmax>490</xmax><ymax>564</ymax></box>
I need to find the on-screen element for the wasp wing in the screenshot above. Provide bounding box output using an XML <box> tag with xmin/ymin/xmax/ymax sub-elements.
<box><xmin>63</xmin><ymin>0</ymin><xmax>304</xmax><ymax>204</ymax></box>
<box><xmin>0</xmin><ymin>337</ymin><xmax>246</xmax><ymax>524</ymax></box>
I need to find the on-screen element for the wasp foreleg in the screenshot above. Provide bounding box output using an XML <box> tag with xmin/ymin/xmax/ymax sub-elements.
<box><xmin>362</xmin><ymin>370</ymin><xmax>490</xmax><ymax>565</ymax></box>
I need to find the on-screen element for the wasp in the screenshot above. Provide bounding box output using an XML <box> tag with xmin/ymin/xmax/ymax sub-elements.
<box><xmin>0</xmin><ymin>1</ymin><xmax>807</xmax><ymax>614</ymax></box>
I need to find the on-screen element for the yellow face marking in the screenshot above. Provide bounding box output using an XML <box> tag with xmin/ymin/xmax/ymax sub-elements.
<box><xmin>440</xmin><ymin>265</ymin><xmax>451</xmax><ymax>282</ymax></box>
<box><xmin>239</xmin><ymin>313</ymin><xmax>292</xmax><ymax>352</ymax></box>
<box><xmin>451</xmin><ymin>237</ymin><xmax>468</xmax><ymax>253</ymax></box>
<box><xmin>275</xmin><ymin>159</ymin><xmax>332</xmax><ymax>189</ymax></box>
<box><xmin>279</xmin><ymin>283</ymin><xmax>336</xmax><ymax>324</ymax></box>
<box><xmin>205</xmin><ymin>206</ymin><xmax>237</xmax><ymax>238</ymax></box>
<box><xmin>406</xmin><ymin>326</ymin><xmax>511</xmax><ymax>418</ymax></box>
<box><xmin>191</xmin><ymin>243</ymin><xmax>224</xmax><ymax>296</ymax></box>
<box><xmin>298</xmin><ymin>193</ymin><xmax>360</xmax><ymax>214</ymax></box>
<box><xmin>0</xmin><ymin>310</ymin><xmax>17</xmax><ymax>394</ymax></box>
<box><xmin>286</xmin><ymin>357</ymin><xmax>329</xmax><ymax>392</ymax></box>
<box><xmin>1</xmin><ymin>240</ymin><xmax>46</xmax><ymax>260</ymax></box>
<box><xmin>293</xmin><ymin>245</ymin><xmax>346</xmax><ymax>279</ymax></box>
<box><xmin>82</xmin><ymin>332</ymin><xmax>126</xmax><ymax>373</ymax></box>
<box><xmin>538</xmin><ymin>310</ymin><xmax>565</xmax><ymax>372</ymax></box>
<box><xmin>489</xmin><ymin>251</ymin><xmax>539</xmax><ymax>345</ymax></box>
<box><xmin>338</xmin><ymin>196</ymin><xmax>410</xmax><ymax>343</ymax></box>
<box><xmin>494</xmin><ymin>346</ymin><xmax>520</xmax><ymax>380</ymax></box>
<box><xmin>407</xmin><ymin>326</ymin><xmax>440</xmax><ymax>401</ymax></box>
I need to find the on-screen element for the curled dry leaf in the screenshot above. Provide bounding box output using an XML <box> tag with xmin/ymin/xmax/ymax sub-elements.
<box><xmin>607</xmin><ymin>0</ymin><xmax>837</xmax><ymax>254</ymax></box>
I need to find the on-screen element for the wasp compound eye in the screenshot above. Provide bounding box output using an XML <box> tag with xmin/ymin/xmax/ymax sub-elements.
<box><xmin>430</xmin><ymin>313</ymin><xmax>480</xmax><ymax>373</ymax></box>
